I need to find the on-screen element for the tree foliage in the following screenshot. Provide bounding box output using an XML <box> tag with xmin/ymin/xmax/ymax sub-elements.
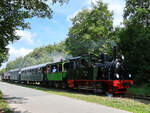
<box><xmin>124</xmin><ymin>0</ymin><xmax>150</xmax><ymax>27</ymax></box>
<box><xmin>65</xmin><ymin>1</ymin><xmax>116</xmax><ymax>56</ymax></box>
<box><xmin>0</xmin><ymin>0</ymin><xmax>68</xmax><ymax>66</ymax></box>
<box><xmin>118</xmin><ymin>0</ymin><xmax>150</xmax><ymax>85</ymax></box>
<box><xmin>0</xmin><ymin>68</ymin><xmax>6</xmax><ymax>75</ymax></box>
<box><xmin>6</xmin><ymin>41</ymin><xmax>70</xmax><ymax>71</ymax></box>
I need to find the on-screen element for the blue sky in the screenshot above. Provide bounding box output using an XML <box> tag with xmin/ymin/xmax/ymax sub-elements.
<box><xmin>0</xmin><ymin>0</ymin><xmax>125</xmax><ymax>69</ymax></box>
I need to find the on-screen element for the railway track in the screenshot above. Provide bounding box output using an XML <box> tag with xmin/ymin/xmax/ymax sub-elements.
<box><xmin>118</xmin><ymin>94</ymin><xmax>150</xmax><ymax>101</ymax></box>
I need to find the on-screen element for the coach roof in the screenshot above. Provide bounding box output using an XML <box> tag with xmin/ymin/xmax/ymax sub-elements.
<box><xmin>21</xmin><ymin>63</ymin><xmax>48</xmax><ymax>71</ymax></box>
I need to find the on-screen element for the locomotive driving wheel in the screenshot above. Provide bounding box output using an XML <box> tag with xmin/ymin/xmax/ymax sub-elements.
<box><xmin>105</xmin><ymin>92</ymin><xmax>113</xmax><ymax>97</ymax></box>
<box><xmin>62</xmin><ymin>82</ymin><xmax>67</xmax><ymax>89</ymax></box>
<box><xmin>101</xmin><ymin>83</ymin><xmax>113</xmax><ymax>97</ymax></box>
<box><xmin>54</xmin><ymin>82</ymin><xmax>59</xmax><ymax>88</ymax></box>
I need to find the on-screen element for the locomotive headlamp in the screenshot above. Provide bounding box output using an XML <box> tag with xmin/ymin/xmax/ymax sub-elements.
<box><xmin>116</xmin><ymin>62</ymin><xmax>120</xmax><ymax>68</ymax></box>
<box><xmin>129</xmin><ymin>74</ymin><xmax>132</xmax><ymax>78</ymax></box>
<box><xmin>116</xmin><ymin>73</ymin><xmax>119</xmax><ymax>78</ymax></box>
<box><xmin>121</xmin><ymin>55</ymin><xmax>124</xmax><ymax>60</ymax></box>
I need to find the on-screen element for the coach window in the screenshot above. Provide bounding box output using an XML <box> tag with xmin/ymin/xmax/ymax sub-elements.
<box><xmin>75</xmin><ymin>60</ymin><xmax>80</xmax><ymax>68</ymax></box>
<box><xmin>70</xmin><ymin>61</ymin><xmax>74</xmax><ymax>69</ymax></box>
<box><xmin>47</xmin><ymin>66</ymin><xmax>51</xmax><ymax>74</ymax></box>
<box><xmin>34</xmin><ymin>69</ymin><xmax>36</xmax><ymax>73</ymax></box>
<box><xmin>38</xmin><ymin>68</ymin><xmax>41</xmax><ymax>73</ymax></box>
<box><xmin>36</xmin><ymin>69</ymin><xmax>38</xmax><ymax>73</ymax></box>
<box><xmin>35</xmin><ymin>69</ymin><xmax>37</xmax><ymax>73</ymax></box>
<box><xmin>81</xmin><ymin>59</ymin><xmax>87</xmax><ymax>67</ymax></box>
<box><xmin>73</xmin><ymin>61</ymin><xmax>77</xmax><ymax>69</ymax></box>
<box><xmin>64</xmin><ymin>63</ymin><xmax>70</xmax><ymax>71</ymax></box>
<box><xmin>58</xmin><ymin>64</ymin><xmax>62</xmax><ymax>72</ymax></box>
<box><xmin>32</xmin><ymin>69</ymin><xmax>34</xmax><ymax>73</ymax></box>
<box><xmin>51</xmin><ymin>65</ymin><xmax>57</xmax><ymax>73</ymax></box>
<box><xmin>71</xmin><ymin>61</ymin><xmax>75</xmax><ymax>69</ymax></box>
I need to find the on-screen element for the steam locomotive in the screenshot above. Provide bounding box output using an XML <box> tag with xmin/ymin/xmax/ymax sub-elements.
<box><xmin>2</xmin><ymin>46</ymin><xmax>133</xmax><ymax>95</ymax></box>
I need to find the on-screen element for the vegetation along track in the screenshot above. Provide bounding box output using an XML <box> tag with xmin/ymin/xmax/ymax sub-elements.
<box><xmin>117</xmin><ymin>94</ymin><xmax>150</xmax><ymax>102</ymax></box>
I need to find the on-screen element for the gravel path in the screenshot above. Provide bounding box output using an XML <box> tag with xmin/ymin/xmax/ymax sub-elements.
<box><xmin>0</xmin><ymin>81</ymin><xmax>132</xmax><ymax>113</ymax></box>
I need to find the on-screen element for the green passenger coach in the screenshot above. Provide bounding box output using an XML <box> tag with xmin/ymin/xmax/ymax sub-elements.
<box><xmin>46</xmin><ymin>61</ymin><xmax>69</xmax><ymax>88</ymax></box>
<box><xmin>21</xmin><ymin>63</ymin><xmax>48</xmax><ymax>84</ymax></box>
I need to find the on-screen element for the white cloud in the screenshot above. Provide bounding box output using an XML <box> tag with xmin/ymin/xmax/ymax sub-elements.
<box><xmin>0</xmin><ymin>46</ymin><xmax>33</xmax><ymax>70</ymax></box>
<box><xmin>8</xmin><ymin>45</ymin><xmax>33</xmax><ymax>61</ymax></box>
<box><xmin>16</xmin><ymin>30</ymin><xmax>36</xmax><ymax>45</ymax></box>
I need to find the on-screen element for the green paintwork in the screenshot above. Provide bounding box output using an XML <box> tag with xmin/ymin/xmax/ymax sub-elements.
<box><xmin>47</xmin><ymin>72</ymin><xmax>67</xmax><ymax>81</ymax></box>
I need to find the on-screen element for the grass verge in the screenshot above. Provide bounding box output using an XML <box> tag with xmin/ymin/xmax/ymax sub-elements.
<box><xmin>0</xmin><ymin>90</ymin><xmax>12</xmax><ymax>113</ymax></box>
<box><xmin>19</xmin><ymin>84</ymin><xmax>150</xmax><ymax>113</ymax></box>
<box><xmin>128</xmin><ymin>84</ymin><xmax>150</xmax><ymax>96</ymax></box>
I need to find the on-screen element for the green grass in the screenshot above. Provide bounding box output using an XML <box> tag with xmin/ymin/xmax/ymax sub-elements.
<box><xmin>0</xmin><ymin>90</ymin><xmax>12</xmax><ymax>113</ymax></box>
<box><xmin>128</xmin><ymin>84</ymin><xmax>150</xmax><ymax>96</ymax></box>
<box><xmin>20</xmin><ymin>84</ymin><xmax>150</xmax><ymax>113</ymax></box>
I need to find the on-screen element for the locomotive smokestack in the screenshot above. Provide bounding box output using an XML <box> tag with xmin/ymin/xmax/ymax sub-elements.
<box><xmin>113</xmin><ymin>46</ymin><xmax>118</xmax><ymax>60</ymax></box>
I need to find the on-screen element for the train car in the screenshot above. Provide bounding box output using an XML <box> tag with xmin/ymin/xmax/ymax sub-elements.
<box><xmin>45</xmin><ymin>61</ymin><xmax>69</xmax><ymax>88</ymax></box>
<box><xmin>21</xmin><ymin>63</ymin><xmax>47</xmax><ymax>84</ymax></box>
<box><xmin>1</xmin><ymin>73</ymin><xmax>4</xmax><ymax>81</ymax></box>
<box><xmin>9</xmin><ymin>68</ymin><xmax>20</xmax><ymax>82</ymax></box>
<box><xmin>65</xmin><ymin>46</ymin><xmax>133</xmax><ymax>95</ymax></box>
<box><xmin>3</xmin><ymin>72</ymin><xmax>10</xmax><ymax>81</ymax></box>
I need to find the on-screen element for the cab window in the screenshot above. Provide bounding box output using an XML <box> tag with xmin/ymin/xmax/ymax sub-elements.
<box><xmin>64</xmin><ymin>63</ymin><xmax>70</xmax><ymax>71</ymax></box>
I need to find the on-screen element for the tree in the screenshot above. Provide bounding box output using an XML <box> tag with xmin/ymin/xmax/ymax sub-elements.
<box><xmin>118</xmin><ymin>0</ymin><xmax>150</xmax><ymax>85</ymax></box>
<box><xmin>0</xmin><ymin>68</ymin><xmax>6</xmax><ymax>75</ymax></box>
<box><xmin>0</xmin><ymin>0</ymin><xmax>68</xmax><ymax>66</ymax></box>
<box><xmin>6</xmin><ymin>41</ymin><xmax>69</xmax><ymax>70</ymax></box>
<box><xmin>124</xmin><ymin>0</ymin><xmax>150</xmax><ymax>27</ymax></box>
<box><xmin>65</xmin><ymin>0</ymin><xmax>115</xmax><ymax>56</ymax></box>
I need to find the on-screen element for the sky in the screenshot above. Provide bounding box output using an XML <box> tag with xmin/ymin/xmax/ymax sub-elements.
<box><xmin>0</xmin><ymin>0</ymin><xmax>125</xmax><ymax>70</ymax></box>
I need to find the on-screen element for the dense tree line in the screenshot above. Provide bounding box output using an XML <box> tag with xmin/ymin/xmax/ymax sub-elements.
<box><xmin>65</xmin><ymin>1</ymin><xmax>116</xmax><ymax>56</ymax></box>
<box><xmin>0</xmin><ymin>0</ymin><xmax>68</xmax><ymax>66</ymax></box>
<box><xmin>6</xmin><ymin>41</ymin><xmax>70</xmax><ymax>70</ymax></box>
<box><xmin>118</xmin><ymin>0</ymin><xmax>150</xmax><ymax>85</ymax></box>
<box><xmin>1</xmin><ymin>0</ymin><xmax>150</xmax><ymax>85</ymax></box>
